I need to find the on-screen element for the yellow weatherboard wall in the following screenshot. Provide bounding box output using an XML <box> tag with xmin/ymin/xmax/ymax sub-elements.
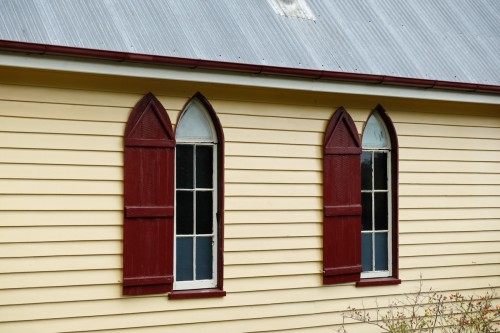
<box><xmin>0</xmin><ymin>66</ymin><xmax>499</xmax><ymax>332</ymax></box>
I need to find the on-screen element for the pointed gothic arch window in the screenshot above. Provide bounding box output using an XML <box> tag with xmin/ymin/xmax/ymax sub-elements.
<box><xmin>322</xmin><ymin>105</ymin><xmax>400</xmax><ymax>287</ymax></box>
<box><xmin>358</xmin><ymin>105</ymin><xmax>400</xmax><ymax>286</ymax></box>
<box><xmin>361</xmin><ymin>111</ymin><xmax>391</xmax><ymax>277</ymax></box>
<box><xmin>174</xmin><ymin>93</ymin><xmax>225</xmax><ymax>294</ymax></box>
<box><xmin>122</xmin><ymin>92</ymin><xmax>225</xmax><ymax>298</ymax></box>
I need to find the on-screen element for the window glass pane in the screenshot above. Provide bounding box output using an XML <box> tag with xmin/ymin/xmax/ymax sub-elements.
<box><xmin>176</xmin><ymin>191</ymin><xmax>194</xmax><ymax>235</ymax></box>
<box><xmin>176</xmin><ymin>237</ymin><xmax>193</xmax><ymax>281</ymax></box>
<box><xmin>374</xmin><ymin>152</ymin><xmax>388</xmax><ymax>190</ymax></box>
<box><xmin>375</xmin><ymin>233</ymin><xmax>389</xmax><ymax>271</ymax></box>
<box><xmin>176</xmin><ymin>101</ymin><xmax>215</xmax><ymax>141</ymax></box>
<box><xmin>375</xmin><ymin>192</ymin><xmax>388</xmax><ymax>230</ymax></box>
<box><xmin>176</xmin><ymin>145</ymin><xmax>193</xmax><ymax>189</ymax></box>
<box><xmin>361</xmin><ymin>151</ymin><xmax>372</xmax><ymax>190</ymax></box>
<box><xmin>196</xmin><ymin>237</ymin><xmax>213</xmax><ymax>280</ymax></box>
<box><xmin>196</xmin><ymin>191</ymin><xmax>213</xmax><ymax>234</ymax></box>
<box><xmin>361</xmin><ymin>192</ymin><xmax>372</xmax><ymax>231</ymax></box>
<box><xmin>362</xmin><ymin>113</ymin><xmax>389</xmax><ymax>148</ymax></box>
<box><xmin>196</xmin><ymin>145</ymin><xmax>213</xmax><ymax>188</ymax></box>
<box><xmin>362</xmin><ymin>233</ymin><xmax>373</xmax><ymax>272</ymax></box>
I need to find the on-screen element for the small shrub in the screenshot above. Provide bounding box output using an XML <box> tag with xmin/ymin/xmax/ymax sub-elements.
<box><xmin>338</xmin><ymin>282</ymin><xmax>499</xmax><ymax>333</ymax></box>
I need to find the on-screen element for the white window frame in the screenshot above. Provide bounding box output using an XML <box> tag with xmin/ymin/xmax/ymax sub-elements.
<box><xmin>174</xmin><ymin>105</ymin><xmax>218</xmax><ymax>291</ymax></box>
<box><xmin>361</xmin><ymin>112</ymin><xmax>392</xmax><ymax>279</ymax></box>
<box><xmin>360</xmin><ymin>148</ymin><xmax>392</xmax><ymax>279</ymax></box>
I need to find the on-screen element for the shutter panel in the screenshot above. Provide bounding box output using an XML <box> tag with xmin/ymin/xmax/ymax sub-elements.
<box><xmin>123</xmin><ymin>93</ymin><xmax>175</xmax><ymax>295</ymax></box>
<box><xmin>323</xmin><ymin>107</ymin><xmax>362</xmax><ymax>284</ymax></box>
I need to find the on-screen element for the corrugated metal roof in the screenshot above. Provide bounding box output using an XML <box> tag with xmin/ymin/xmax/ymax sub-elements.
<box><xmin>1</xmin><ymin>0</ymin><xmax>500</xmax><ymax>86</ymax></box>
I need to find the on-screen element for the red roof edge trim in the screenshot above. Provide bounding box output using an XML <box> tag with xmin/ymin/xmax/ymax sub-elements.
<box><xmin>2</xmin><ymin>40</ymin><xmax>500</xmax><ymax>94</ymax></box>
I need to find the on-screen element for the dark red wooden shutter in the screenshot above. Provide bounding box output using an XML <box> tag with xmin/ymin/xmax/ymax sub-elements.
<box><xmin>123</xmin><ymin>93</ymin><xmax>175</xmax><ymax>295</ymax></box>
<box><xmin>323</xmin><ymin>107</ymin><xmax>362</xmax><ymax>284</ymax></box>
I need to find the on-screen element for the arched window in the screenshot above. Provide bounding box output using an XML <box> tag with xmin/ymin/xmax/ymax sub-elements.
<box><xmin>122</xmin><ymin>92</ymin><xmax>225</xmax><ymax>297</ymax></box>
<box><xmin>359</xmin><ymin>105</ymin><xmax>400</xmax><ymax>284</ymax></box>
<box><xmin>322</xmin><ymin>105</ymin><xmax>400</xmax><ymax>287</ymax></box>
<box><xmin>174</xmin><ymin>93</ymin><xmax>225</xmax><ymax>293</ymax></box>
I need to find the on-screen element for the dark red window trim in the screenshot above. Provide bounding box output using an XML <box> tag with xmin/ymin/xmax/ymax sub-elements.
<box><xmin>172</xmin><ymin>92</ymin><xmax>226</xmax><ymax>296</ymax></box>
<box><xmin>169</xmin><ymin>289</ymin><xmax>226</xmax><ymax>300</ymax></box>
<box><xmin>357</xmin><ymin>104</ymin><xmax>400</xmax><ymax>286</ymax></box>
<box><xmin>357</xmin><ymin>277</ymin><xmax>401</xmax><ymax>287</ymax></box>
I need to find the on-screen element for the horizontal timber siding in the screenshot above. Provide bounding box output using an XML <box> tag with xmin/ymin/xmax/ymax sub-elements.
<box><xmin>0</xmin><ymin>71</ymin><xmax>499</xmax><ymax>333</ymax></box>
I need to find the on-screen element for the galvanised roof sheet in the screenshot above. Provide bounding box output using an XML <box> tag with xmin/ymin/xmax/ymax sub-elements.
<box><xmin>1</xmin><ymin>0</ymin><xmax>500</xmax><ymax>85</ymax></box>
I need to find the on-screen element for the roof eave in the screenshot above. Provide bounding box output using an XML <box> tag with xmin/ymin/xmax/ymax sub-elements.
<box><xmin>1</xmin><ymin>40</ymin><xmax>500</xmax><ymax>94</ymax></box>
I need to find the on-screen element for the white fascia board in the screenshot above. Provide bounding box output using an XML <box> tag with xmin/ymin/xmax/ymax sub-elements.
<box><xmin>2</xmin><ymin>51</ymin><xmax>500</xmax><ymax>105</ymax></box>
